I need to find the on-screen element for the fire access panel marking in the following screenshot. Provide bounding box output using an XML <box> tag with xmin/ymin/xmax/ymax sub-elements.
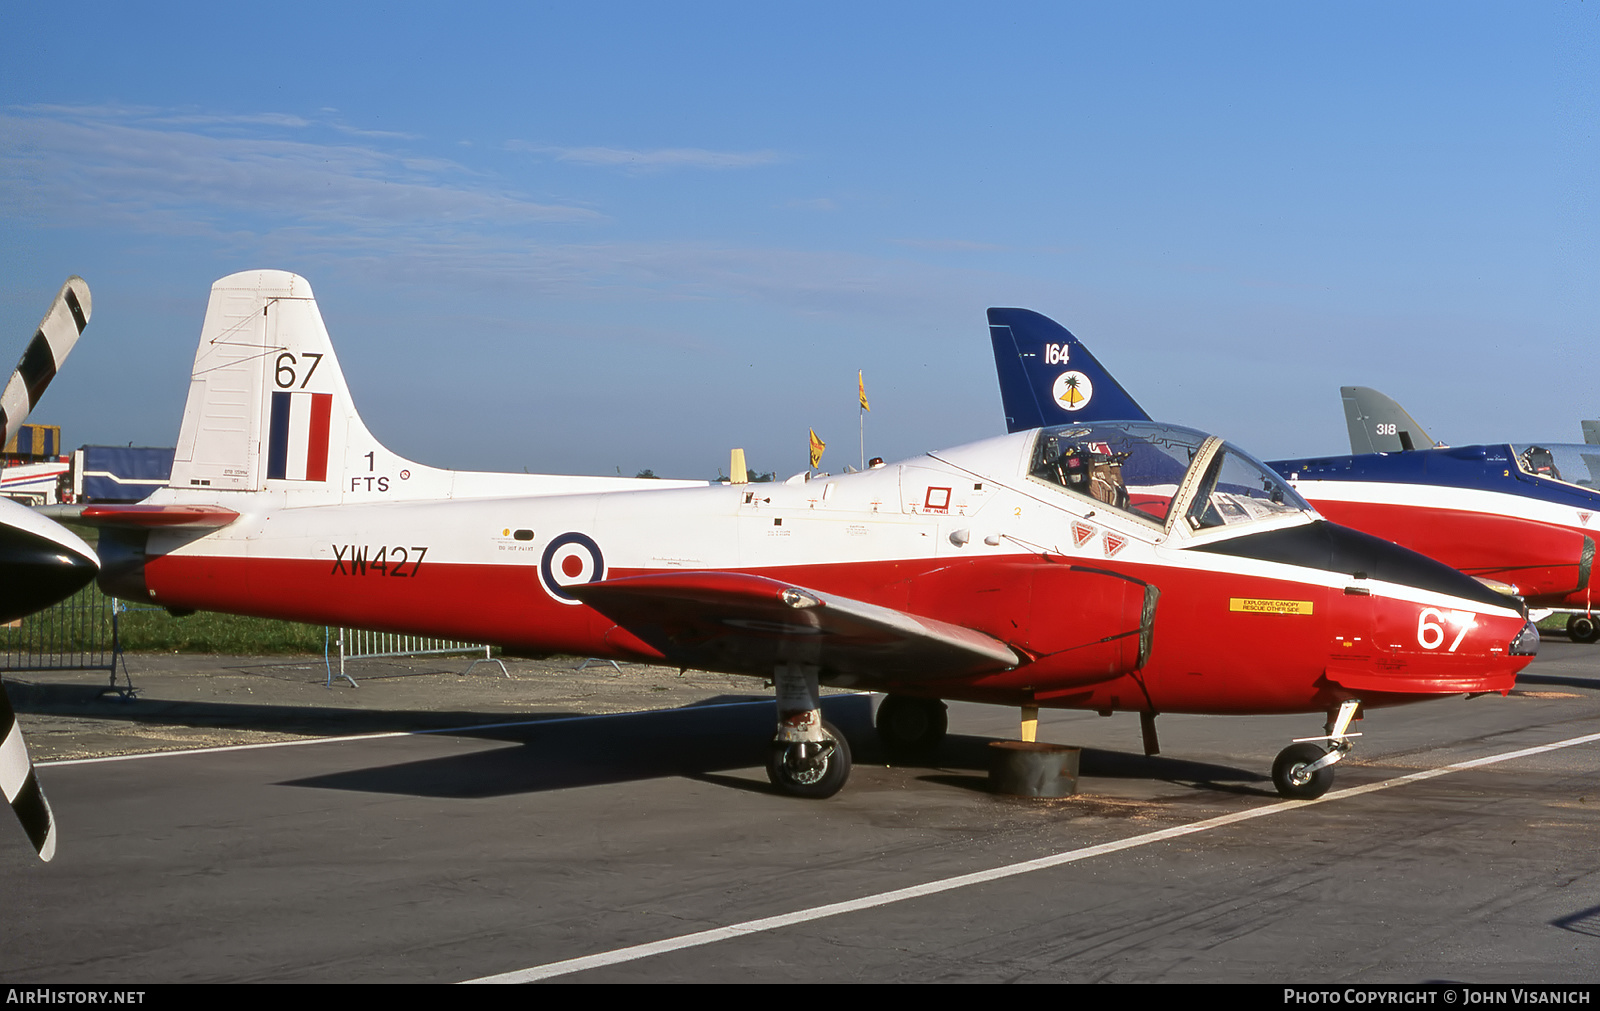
<box><xmin>1229</xmin><ymin>598</ymin><xmax>1315</xmax><ymax>615</ymax></box>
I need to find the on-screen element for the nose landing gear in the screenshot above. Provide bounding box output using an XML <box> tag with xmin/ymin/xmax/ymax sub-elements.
<box><xmin>1272</xmin><ymin>699</ymin><xmax>1362</xmax><ymax>800</ymax></box>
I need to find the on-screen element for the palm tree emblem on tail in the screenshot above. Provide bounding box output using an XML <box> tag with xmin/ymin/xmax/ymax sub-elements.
<box><xmin>1051</xmin><ymin>370</ymin><xmax>1094</xmax><ymax>412</ymax></box>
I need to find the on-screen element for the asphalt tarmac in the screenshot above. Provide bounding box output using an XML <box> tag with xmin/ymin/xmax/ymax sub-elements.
<box><xmin>2</xmin><ymin>642</ymin><xmax>1598</xmax><ymax>983</ymax></box>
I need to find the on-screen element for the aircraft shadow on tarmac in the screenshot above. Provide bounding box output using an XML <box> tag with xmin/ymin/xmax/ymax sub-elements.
<box><xmin>281</xmin><ymin>695</ymin><xmax>877</xmax><ymax>797</ymax></box>
<box><xmin>1553</xmin><ymin>903</ymin><xmax>1600</xmax><ymax>938</ymax></box>
<box><xmin>906</xmin><ymin>734</ymin><xmax>1267</xmax><ymax>798</ymax></box>
<box><xmin>5</xmin><ymin>679</ymin><xmax>1266</xmax><ymax>799</ymax></box>
<box><xmin>277</xmin><ymin>697</ymin><xmax>1266</xmax><ymax>800</ymax></box>
<box><xmin>1515</xmin><ymin>673</ymin><xmax>1600</xmax><ymax>690</ymax></box>
<box><xmin>1</xmin><ymin>677</ymin><xmax>783</xmax><ymax>741</ymax></box>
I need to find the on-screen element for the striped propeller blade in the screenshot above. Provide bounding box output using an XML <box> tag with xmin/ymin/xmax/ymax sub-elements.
<box><xmin>0</xmin><ymin>684</ymin><xmax>55</xmax><ymax>861</ymax></box>
<box><xmin>0</xmin><ymin>276</ymin><xmax>91</xmax><ymax>449</ymax></box>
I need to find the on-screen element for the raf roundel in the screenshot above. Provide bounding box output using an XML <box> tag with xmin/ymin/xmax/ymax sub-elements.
<box><xmin>539</xmin><ymin>532</ymin><xmax>606</xmax><ymax>604</ymax></box>
<box><xmin>1052</xmin><ymin>371</ymin><xmax>1094</xmax><ymax>411</ymax></box>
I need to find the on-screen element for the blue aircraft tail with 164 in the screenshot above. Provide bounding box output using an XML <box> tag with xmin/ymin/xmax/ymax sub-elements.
<box><xmin>987</xmin><ymin>308</ymin><xmax>1150</xmax><ymax>432</ymax></box>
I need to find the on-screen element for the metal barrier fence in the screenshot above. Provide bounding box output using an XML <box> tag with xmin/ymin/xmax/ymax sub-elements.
<box><xmin>330</xmin><ymin>628</ymin><xmax>507</xmax><ymax>687</ymax></box>
<box><xmin>0</xmin><ymin>590</ymin><xmax>133</xmax><ymax>698</ymax></box>
<box><xmin>0</xmin><ymin>592</ymin><xmax>502</xmax><ymax>693</ymax></box>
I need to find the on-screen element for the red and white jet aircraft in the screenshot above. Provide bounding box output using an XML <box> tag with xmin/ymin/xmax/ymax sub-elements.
<box><xmin>86</xmin><ymin>271</ymin><xmax>1537</xmax><ymax>801</ymax></box>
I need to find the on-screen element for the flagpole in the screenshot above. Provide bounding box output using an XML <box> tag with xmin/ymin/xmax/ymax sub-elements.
<box><xmin>857</xmin><ymin>370</ymin><xmax>868</xmax><ymax>470</ymax></box>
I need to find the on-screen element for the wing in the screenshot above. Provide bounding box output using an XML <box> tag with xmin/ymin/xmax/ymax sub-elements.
<box><xmin>568</xmin><ymin>571</ymin><xmax>1021</xmax><ymax>681</ymax></box>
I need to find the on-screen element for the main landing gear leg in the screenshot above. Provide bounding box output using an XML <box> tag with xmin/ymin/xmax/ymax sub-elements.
<box><xmin>1140</xmin><ymin>711</ymin><xmax>1160</xmax><ymax>756</ymax></box>
<box><xmin>1272</xmin><ymin>699</ymin><xmax>1362</xmax><ymax>800</ymax></box>
<box><xmin>766</xmin><ymin>661</ymin><xmax>851</xmax><ymax>798</ymax></box>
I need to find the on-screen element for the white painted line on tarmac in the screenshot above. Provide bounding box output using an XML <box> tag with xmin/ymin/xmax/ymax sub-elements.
<box><xmin>37</xmin><ymin>695</ymin><xmax>832</xmax><ymax>768</ymax></box>
<box><xmin>462</xmin><ymin>728</ymin><xmax>1600</xmax><ymax>984</ymax></box>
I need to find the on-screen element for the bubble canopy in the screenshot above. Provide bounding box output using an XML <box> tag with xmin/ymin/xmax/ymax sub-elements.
<box><xmin>1510</xmin><ymin>444</ymin><xmax>1600</xmax><ymax>491</ymax></box>
<box><xmin>1026</xmin><ymin>421</ymin><xmax>1314</xmax><ymax>535</ymax></box>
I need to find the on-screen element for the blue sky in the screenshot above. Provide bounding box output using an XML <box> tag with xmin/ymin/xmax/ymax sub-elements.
<box><xmin>1</xmin><ymin>3</ymin><xmax>1593</xmax><ymax>478</ymax></box>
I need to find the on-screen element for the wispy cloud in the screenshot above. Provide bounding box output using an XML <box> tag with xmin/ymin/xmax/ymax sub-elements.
<box><xmin>0</xmin><ymin>105</ymin><xmax>1004</xmax><ymax>323</ymax></box>
<box><xmin>508</xmin><ymin>141</ymin><xmax>784</xmax><ymax>172</ymax></box>
<box><xmin>298</xmin><ymin>234</ymin><xmax>1010</xmax><ymax>324</ymax></box>
<box><xmin>17</xmin><ymin>104</ymin><xmax>314</xmax><ymax>130</ymax></box>
<box><xmin>0</xmin><ymin>104</ymin><xmax>600</xmax><ymax>239</ymax></box>
<box><xmin>891</xmin><ymin>237</ymin><xmax>1005</xmax><ymax>253</ymax></box>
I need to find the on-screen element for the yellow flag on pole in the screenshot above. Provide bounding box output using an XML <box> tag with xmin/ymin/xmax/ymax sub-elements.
<box><xmin>858</xmin><ymin>371</ymin><xmax>870</xmax><ymax>411</ymax></box>
<box><xmin>809</xmin><ymin>429</ymin><xmax>826</xmax><ymax>468</ymax></box>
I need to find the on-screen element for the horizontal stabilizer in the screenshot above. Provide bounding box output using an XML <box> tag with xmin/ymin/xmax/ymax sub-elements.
<box><xmin>78</xmin><ymin>504</ymin><xmax>241</xmax><ymax>528</ymax></box>
<box><xmin>987</xmin><ymin>308</ymin><xmax>1150</xmax><ymax>433</ymax></box>
<box><xmin>569</xmin><ymin>571</ymin><xmax>1020</xmax><ymax>681</ymax></box>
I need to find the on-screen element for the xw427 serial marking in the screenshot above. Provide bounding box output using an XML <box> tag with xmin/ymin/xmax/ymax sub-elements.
<box><xmin>331</xmin><ymin>544</ymin><xmax>428</xmax><ymax>577</ymax></box>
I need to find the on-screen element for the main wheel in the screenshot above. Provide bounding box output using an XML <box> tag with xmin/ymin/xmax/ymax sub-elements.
<box><xmin>766</xmin><ymin>720</ymin><xmax>852</xmax><ymax>799</ymax></box>
<box><xmin>875</xmin><ymin>695</ymin><xmax>948</xmax><ymax>756</ymax></box>
<box><xmin>1568</xmin><ymin>614</ymin><xmax>1600</xmax><ymax>644</ymax></box>
<box><xmin>1272</xmin><ymin>742</ymin><xmax>1334</xmax><ymax>800</ymax></box>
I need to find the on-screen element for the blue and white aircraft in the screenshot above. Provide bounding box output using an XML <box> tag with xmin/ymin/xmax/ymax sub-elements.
<box><xmin>987</xmin><ymin>307</ymin><xmax>1600</xmax><ymax>640</ymax></box>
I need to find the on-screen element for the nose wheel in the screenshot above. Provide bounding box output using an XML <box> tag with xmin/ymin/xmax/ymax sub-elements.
<box><xmin>1272</xmin><ymin>742</ymin><xmax>1337</xmax><ymax>799</ymax></box>
<box><xmin>1272</xmin><ymin>699</ymin><xmax>1361</xmax><ymax>800</ymax></box>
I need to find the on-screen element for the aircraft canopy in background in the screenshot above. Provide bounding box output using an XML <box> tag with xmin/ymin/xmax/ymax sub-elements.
<box><xmin>982</xmin><ymin>305</ymin><xmax>1600</xmax><ymax>644</ymax></box>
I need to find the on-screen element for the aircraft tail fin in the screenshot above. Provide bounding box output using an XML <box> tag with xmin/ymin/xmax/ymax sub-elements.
<box><xmin>987</xmin><ymin>308</ymin><xmax>1150</xmax><ymax>433</ymax></box>
<box><xmin>1339</xmin><ymin>387</ymin><xmax>1439</xmax><ymax>454</ymax></box>
<box><xmin>163</xmin><ymin>270</ymin><xmax>708</xmax><ymax>506</ymax></box>
<box><xmin>1581</xmin><ymin>420</ymin><xmax>1600</xmax><ymax>446</ymax></box>
<box><xmin>168</xmin><ymin>270</ymin><xmax>440</xmax><ymax>502</ymax></box>
<box><xmin>1</xmin><ymin>276</ymin><xmax>90</xmax><ymax>449</ymax></box>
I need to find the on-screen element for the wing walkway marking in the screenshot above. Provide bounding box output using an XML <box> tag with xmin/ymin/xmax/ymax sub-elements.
<box><xmin>461</xmin><ymin>729</ymin><xmax>1600</xmax><ymax>984</ymax></box>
